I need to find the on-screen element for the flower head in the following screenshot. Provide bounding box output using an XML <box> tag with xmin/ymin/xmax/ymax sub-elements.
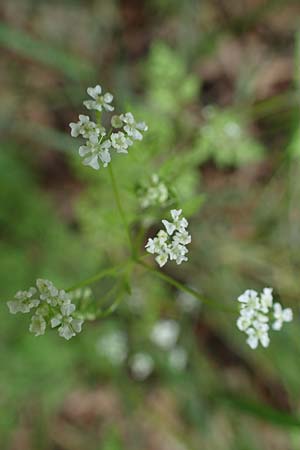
<box><xmin>236</xmin><ymin>287</ymin><xmax>293</xmax><ymax>349</ymax></box>
<box><xmin>7</xmin><ymin>279</ymin><xmax>84</xmax><ymax>340</ymax></box>
<box><xmin>146</xmin><ymin>209</ymin><xmax>191</xmax><ymax>267</ymax></box>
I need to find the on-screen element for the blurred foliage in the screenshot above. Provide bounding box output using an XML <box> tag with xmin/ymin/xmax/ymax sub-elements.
<box><xmin>1</xmin><ymin>0</ymin><xmax>300</xmax><ymax>449</ymax></box>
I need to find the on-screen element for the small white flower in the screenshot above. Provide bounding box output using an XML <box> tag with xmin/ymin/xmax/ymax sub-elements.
<box><xmin>7</xmin><ymin>287</ymin><xmax>39</xmax><ymax>314</ymax></box>
<box><xmin>130</xmin><ymin>353</ymin><xmax>154</xmax><ymax>380</ymax></box>
<box><xmin>29</xmin><ymin>314</ymin><xmax>46</xmax><ymax>336</ymax></box>
<box><xmin>246</xmin><ymin>325</ymin><xmax>270</xmax><ymax>349</ymax></box>
<box><xmin>236</xmin><ymin>315</ymin><xmax>252</xmax><ymax>331</ymax></box>
<box><xmin>272</xmin><ymin>302</ymin><xmax>293</xmax><ymax>330</ymax></box>
<box><xmin>83</xmin><ymin>85</ymin><xmax>114</xmax><ymax>112</ymax></box>
<box><xmin>110</xmin><ymin>131</ymin><xmax>132</xmax><ymax>153</ymax></box>
<box><xmin>111</xmin><ymin>115</ymin><xmax>123</xmax><ymax>128</ymax></box>
<box><xmin>155</xmin><ymin>252</ymin><xmax>169</xmax><ymax>267</ymax></box>
<box><xmin>56</xmin><ymin>316</ymin><xmax>83</xmax><ymax>340</ymax></box>
<box><xmin>36</xmin><ymin>279</ymin><xmax>59</xmax><ymax>305</ymax></box>
<box><xmin>120</xmin><ymin>112</ymin><xmax>148</xmax><ymax>141</ymax></box>
<box><xmin>237</xmin><ymin>289</ymin><xmax>259</xmax><ymax>309</ymax></box>
<box><xmin>79</xmin><ymin>139</ymin><xmax>111</xmax><ymax>170</ymax></box>
<box><xmin>150</xmin><ymin>319</ymin><xmax>180</xmax><ymax>350</ymax></box>
<box><xmin>69</xmin><ymin>115</ymin><xmax>104</xmax><ymax>141</ymax></box>
<box><xmin>168</xmin><ymin>242</ymin><xmax>188</xmax><ymax>265</ymax></box>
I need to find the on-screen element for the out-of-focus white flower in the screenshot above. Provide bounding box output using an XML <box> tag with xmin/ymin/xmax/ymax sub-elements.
<box><xmin>168</xmin><ymin>346</ymin><xmax>187</xmax><ymax>371</ymax></box>
<box><xmin>236</xmin><ymin>287</ymin><xmax>293</xmax><ymax>349</ymax></box>
<box><xmin>272</xmin><ymin>303</ymin><xmax>293</xmax><ymax>330</ymax></box>
<box><xmin>145</xmin><ymin>209</ymin><xmax>191</xmax><ymax>267</ymax></box>
<box><xmin>120</xmin><ymin>112</ymin><xmax>148</xmax><ymax>141</ymax></box>
<box><xmin>150</xmin><ymin>319</ymin><xmax>179</xmax><ymax>350</ymax></box>
<box><xmin>96</xmin><ymin>330</ymin><xmax>128</xmax><ymax>366</ymax></box>
<box><xmin>84</xmin><ymin>85</ymin><xmax>114</xmax><ymax>112</ymax></box>
<box><xmin>130</xmin><ymin>352</ymin><xmax>154</xmax><ymax>380</ymax></box>
<box><xmin>110</xmin><ymin>131</ymin><xmax>132</xmax><ymax>153</ymax></box>
<box><xmin>7</xmin><ymin>279</ymin><xmax>84</xmax><ymax>340</ymax></box>
<box><xmin>139</xmin><ymin>174</ymin><xmax>169</xmax><ymax>209</ymax></box>
<box><xmin>79</xmin><ymin>139</ymin><xmax>111</xmax><ymax>170</ymax></box>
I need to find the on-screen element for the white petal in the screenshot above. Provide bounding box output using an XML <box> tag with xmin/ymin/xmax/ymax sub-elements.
<box><xmin>84</xmin><ymin>155</ymin><xmax>100</xmax><ymax>170</ymax></box>
<box><xmin>162</xmin><ymin>220</ymin><xmax>176</xmax><ymax>236</ymax></box>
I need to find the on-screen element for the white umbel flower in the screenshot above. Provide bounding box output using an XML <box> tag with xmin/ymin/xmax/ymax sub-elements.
<box><xmin>69</xmin><ymin>85</ymin><xmax>148</xmax><ymax>170</ymax></box>
<box><xmin>7</xmin><ymin>279</ymin><xmax>84</xmax><ymax>340</ymax></box>
<box><xmin>83</xmin><ymin>85</ymin><xmax>114</xmax><ymax>112</ymax></box>
<box><xmin>120</xmin><ymin>112</ymin><xmax>148</xmax><ymax>141</ymax></box>
<box><xmin>145</xmin><ymin>209</ymin><xmax>191</xmax><ymax>267</ymax></box>
<box><xmin>236</xmin><ymin>287</ymin><xmax>293</xmax><ymax>349</ymax></box>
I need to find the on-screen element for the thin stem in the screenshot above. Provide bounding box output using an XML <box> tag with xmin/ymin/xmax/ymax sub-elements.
<box><xmin>65</xmin><ymin>264</ymin><xmax>123</xmax><ymax>292</ymax></box>
<box><xmin>108</xmin><ymin>163</ymin><xmax>135</xmax><ymax>257</ymax></box>
<box><xmin>138</xmin><ymin>260</ymin><xmax>235</xmax><ymax>313</ymax></box>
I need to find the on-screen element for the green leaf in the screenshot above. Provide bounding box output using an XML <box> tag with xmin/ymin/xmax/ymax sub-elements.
<box><xmin>219</xmin><ymin>392</ymin><xmax>300</xmax><ymax>429</ymax></box>
<box><xmin>0</xmin><ymin>22</ymin><xmax>95</xmax><ymax>81</ymax></box>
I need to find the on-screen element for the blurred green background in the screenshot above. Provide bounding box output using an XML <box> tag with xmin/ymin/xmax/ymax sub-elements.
<box><xmin>1</xmin><ymin>0</ymin><xmax>300</xmax><ymax>448</ymax></box>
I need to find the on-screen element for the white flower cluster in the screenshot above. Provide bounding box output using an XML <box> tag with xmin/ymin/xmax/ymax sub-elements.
<box><xmin>237</xmin><ymin>288</ymin><xmax>293</xmax><ymax>349</ymax></box>
<box><xmin>139</xmin><ymin>174</ymin><xmax>169</xmax><ymax>209</ymax></box>
<box><xmin>145</xmin><ymin>209</ymin><xmax>191</xmax><ymax>267</ymax></box>
<box><xmin>69</xmin><ymin>85</ymin><xmax>147</xmax><ymax>170</ymax></box>
<box><xmin>7</xmin><ymin>279</ymin><xmax>84</xmax><ymax>340</ymax></box>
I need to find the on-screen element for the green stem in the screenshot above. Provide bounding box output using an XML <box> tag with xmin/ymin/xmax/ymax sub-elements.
<box><xmin>65</xmin><ymin>264</ymin><xmax>123</xmax><ymax>292</ymax></box>
<box><xmin>108</xmin><ymin>163</ymin><xmax>135</xmax><ymax>257</ymax></box>
<box><xmin>138</xmin><ymin>260</ymin><xmax>235</xmax><ymax>313</ymax></box>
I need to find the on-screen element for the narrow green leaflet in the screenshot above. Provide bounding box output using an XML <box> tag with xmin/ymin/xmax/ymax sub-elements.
<box><xmin>0</xmin><ymin>23</ymin><xmax>95</xmax><ymax>81</ymax></box>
